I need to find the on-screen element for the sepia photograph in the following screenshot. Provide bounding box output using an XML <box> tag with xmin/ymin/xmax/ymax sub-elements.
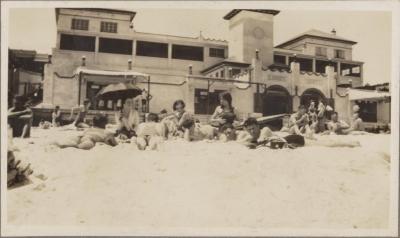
<box><xmin>1</xmin><ymin>1</ymin><xmax>399</xmax><ymax>236</ymax></box>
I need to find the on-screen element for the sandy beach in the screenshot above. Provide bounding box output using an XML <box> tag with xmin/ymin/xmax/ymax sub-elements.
<box><xmin>6</xmin><ymin>127</ymin><xmax>390</xmax><ymax>234</ymax></box>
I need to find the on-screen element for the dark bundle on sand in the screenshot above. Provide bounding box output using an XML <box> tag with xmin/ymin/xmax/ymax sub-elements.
<box><xmin>7</xmin><ymin>150</ymin><xmax>33</xmax><ymax>188</ymax></box>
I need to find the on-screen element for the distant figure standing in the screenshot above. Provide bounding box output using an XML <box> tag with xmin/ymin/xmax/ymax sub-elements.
<box><xmin>52</xmin><ymin>105</ymin><xmax>61</xmax><ymax>127</ymax></box>
<box><xmin>315</xmin><ymin>99</ymin><xmax>326</xmax><ymax>133</ymax></box>
<box><xmin>8</xmin><ymin>95</ymin><xmax>33</xmax><ymax>138</ymax></box>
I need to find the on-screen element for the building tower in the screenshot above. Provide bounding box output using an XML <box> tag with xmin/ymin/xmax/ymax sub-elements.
<box><xmin>223</xmin><ymin>9</ymin><xmax>280</xmax><ymax>67</ymax></box>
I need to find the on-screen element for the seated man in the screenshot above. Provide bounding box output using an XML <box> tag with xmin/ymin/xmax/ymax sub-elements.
<box><xmin>67</xmin><ymin>99</ymin><xmax>91</xmax><ymax>128</ymax></box>
<box><xmin>289</xmin><ymin>105</ymin><xmax>312</xmax><ymax>137</ymax></box>
<box><xmin>136</xmin><ymin>113</ymin><xmax>164</xmax><ymax>150</ymax></box>
<box><xmin>8</xmin><ymin>95</ymin><xmax>33</xmax><ymax>138</ymax></box>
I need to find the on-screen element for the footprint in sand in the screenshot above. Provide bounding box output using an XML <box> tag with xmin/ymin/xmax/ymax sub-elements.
<box><xmin>33</xmin><ymin>183</ymin><xmax>46</xmax><ymax>191</ymax></box>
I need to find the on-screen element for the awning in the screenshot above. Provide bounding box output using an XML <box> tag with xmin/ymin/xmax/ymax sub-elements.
<box><xmin>74</xmin><ymin>67</ymin><xmax>149</xmax><ymax>78</ymax></box>
<box><xmin>348</xmin><ymin>89</ymin><xmax>391</xmax><ymax>101</ymax></box>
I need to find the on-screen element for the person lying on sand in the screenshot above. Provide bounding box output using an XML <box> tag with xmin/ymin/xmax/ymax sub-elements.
<box><xmin>136</xmin><ymin>113</ymin><xmax>164</xmax><ymax>150</ymax></box>
<box><xmin>218</xmin><ymin>123</ymin><xmax>237</xmax><ymax>142</ymax></box>
<box><xmin>238</xmin><ymin>117</ymin><xmax>360</xmax><ymax>149</ymax></box>
<box><xmin>52</xmin><ymin>119</ymin><xmax>118</xmax><ymax>150</ymax></box>
<box><xmin>52</xmin><ymin>128</ymin><xmax>117</xmax><ymax>150</ymax></box>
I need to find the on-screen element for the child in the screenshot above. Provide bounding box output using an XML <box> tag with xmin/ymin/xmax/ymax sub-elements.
<box><xmin>136</xmin><ymin>113</ymin><xmax>164</xmax><ymax>150</ymax></box>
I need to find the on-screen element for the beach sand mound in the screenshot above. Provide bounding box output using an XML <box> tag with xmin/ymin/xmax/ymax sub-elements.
<box><xmin>6</xmin><ymin>128</ymin><xmax>391</xmax><ymax>234</ymax></box>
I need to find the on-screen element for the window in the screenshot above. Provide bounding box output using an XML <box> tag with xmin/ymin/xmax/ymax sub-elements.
<box><xmin>334</xmin><ymin>49</ymin><xmax>345</xmax><ymax>59</ymax></box>
<box><xmin>357</xmin><ymin>102</ymin><xmax>377</xmax><ymax>123</ymax></box>
<box><xmin>231</xmin><ymin>68</ymin><xmax>241</xmax><ymax>77</ymax></box>
<box><xmin>289</xmin><ymin>57</ymin><xmax>313</xmax><ymax>72</ymax></box>
<box><xmin>274</xmin><ymin>54</ymin><xmax>286</xmax><ymax>64</ymax></box>
<box><xmin>215</xmin><ymin>72</ymin><xmax>219</xmax><ymax>78</ymax></box>
<box><xmin>315</xmin><ymin>47</ymin><xmax>327</xmax><ymax>57</ymax></box>
<box><xmin>136</xmin><ymin>41</ymin><xmax>168</xmax><ymax>58</ymax></box>
<box><xmin>341</xmin><ymin>63</ymin><xmax>361</xmax><ymax>77</ymax></box>
<box><xmin>71</xmin><ymin>18</ymin><xmax>89</xmax><ymax>31</ymax></box>
<box><xmin>100</xmin><ymin>21</ymin><xmax>118</xmax><ymax>33</ymax></box>
<box><xmin>60</xmin><ymin>34</ymin><xmax>95</xmax><ymax>52</ymax></box>
<box><xmin>209</xmin><ymin>48</ymin><xmax>225</xmax><ymax>58</ymax></box>
<box><xmin>220</xmin><ymin>70</ymin><xmax>224</xmax><ymax>78</ymax></box>
<box><xmin>172</xmin><ymin>44</ymin><xmax>204</xmax><ymax>61</ymax></box>
<box><xmin>194</xmin><ymin>88</ymin><xmax>224</xmax><ymax>114</ymax></box>
<box><xmin>315</xmin><ymin>60</ymin><xmax>337</xmax><ymax>73</ymax></box>
<box><xmin>99</xmin><ymin>38</ymin><xmax>132</xmax><ymax>55</ymax></box>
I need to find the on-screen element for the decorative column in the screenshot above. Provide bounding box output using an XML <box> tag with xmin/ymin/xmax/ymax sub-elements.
<box><xmin>168</xmin><ymin>43</ymin><xmax>172</xmax><ymax>67</ymax></box>
<box><xmin>312</xmin><ymin>58</ymin><xmax>316</xmax><ymax>72</ymax></box>
<box><xmin>290</xmin><ymin>60</ymin><xmax>300</xmax><ymax>111</ymax></box>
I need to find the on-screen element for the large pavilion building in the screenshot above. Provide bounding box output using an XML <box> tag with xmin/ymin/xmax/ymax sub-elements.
<box><xmin>39</xmin><ymin>8</ymin><xmax>390</xmax><ymax>126</ymax></box>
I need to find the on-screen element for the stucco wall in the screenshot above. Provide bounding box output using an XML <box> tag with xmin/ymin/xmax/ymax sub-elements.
<box><xmin>377</xmin><ymin>101</ymin><xmax>391</xmax><ymax>124</ymax></box>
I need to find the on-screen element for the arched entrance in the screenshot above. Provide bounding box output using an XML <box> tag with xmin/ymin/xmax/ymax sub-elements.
<box><xmin>263</xmin><ymin>85</ymin><xmax>292</xmax><ymax>116</ymax></box>
<box><xmin>300</xmin><ymin>88</ymin><xmax>326</xmax><ymax>107</ymax></box>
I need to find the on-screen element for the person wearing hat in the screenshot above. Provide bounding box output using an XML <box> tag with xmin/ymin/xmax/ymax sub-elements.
<box><xmin>8</xmin><ymin>95</ymin><xmax>33</xmax><ymax>138</ymax></box>
<box><xmin>67</xmin><ymin>99</ymin><xmax>91</xmax><ymax>128</ymax></box>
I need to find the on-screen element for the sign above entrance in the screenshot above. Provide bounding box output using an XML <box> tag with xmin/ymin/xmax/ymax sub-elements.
<box><xmin>233</xmin><ymin>71</ymin><xmax>251</xmax><ymax>89</ymax></box>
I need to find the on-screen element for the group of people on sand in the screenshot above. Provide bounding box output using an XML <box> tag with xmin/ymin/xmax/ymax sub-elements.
<box><xmin>8</xmin><ymin>91</ymin><xmax>365</xmax><ymax>151</ymax></box>
<box><xmin>46</xmin><ymin>91</ymin><xmax>364</xmax><ymax>151</ymax></box>
<box><xmin>281</xmin><ymin>98</ymin><xmax>365</xmax><ymax>138</ymax></box>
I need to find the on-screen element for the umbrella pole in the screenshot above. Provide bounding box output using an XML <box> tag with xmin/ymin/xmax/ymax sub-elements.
<box><xmin>147</xmin><ymin>76</ymin><xmax>150</xmax><ymax>113</ymax></box>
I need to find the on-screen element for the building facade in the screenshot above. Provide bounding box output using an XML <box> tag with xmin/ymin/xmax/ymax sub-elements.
<box><xmin>42</xmin><ymin>8</ymin><xmax>370</xmax><ymax>124</ymax></box>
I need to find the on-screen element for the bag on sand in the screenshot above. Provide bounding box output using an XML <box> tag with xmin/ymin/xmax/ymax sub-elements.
<box><xmin>283</xmin><ymin>134</ymin><xmax>305</xmax><ymax>148</ymax></box>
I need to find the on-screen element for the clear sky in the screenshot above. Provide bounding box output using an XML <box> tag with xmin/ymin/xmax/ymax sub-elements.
<box><xmin>8</xmin><ymin>8</ymin><xmax>392</xmax><ymax>85</ymax></box>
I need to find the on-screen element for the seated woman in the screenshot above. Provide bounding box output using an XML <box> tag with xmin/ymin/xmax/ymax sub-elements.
<box><xmin>8</xmin><ymin>95</ymin><xmax>33</xmax><ymax>138</ymax></box>
<box><xmin>162</xmin><ymin>100</ymin><xmax>195</xmax><ymax>141</ymax></box>
<box><xmin>136</xmin><ymin>113</ymin><xmax>164</xmax><ymax>150</ymax></box>
<box><xmin>325</xmin><ymin>111</ymin><xmax>345</xmax><ymax>135</ymax></box>
<box><xmin>52</xmin><ymin>117</ymin><xmax>118</xmax><ymax>150</ymax></box>
<box><xmin>209</xmin><ymin>92</ymin><xmax>237</xmax><ymax>129</ymax></box>
<box><xmin>115</xmin><ymin>98</ymin><xmax>140</xmax><ymax>139</ymax></box>
<box><xmin>341</xmin><ymin>112</ymin><xmax>365</xmax><ymax>135</ymax></box>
